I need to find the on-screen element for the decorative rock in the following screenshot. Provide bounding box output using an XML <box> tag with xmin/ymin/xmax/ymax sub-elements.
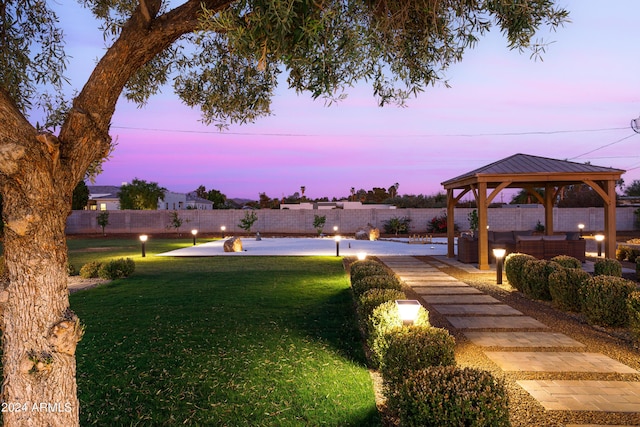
<box><xmin>223</xmin><ymin>237</ymin><xmax>243</xmax><ymax>252</ymax></box>
<box><xmin>355</xmin><ymin>226</ymin><xmax>380</xmax><ymax>241</ymax></box>
<box><xmin>369</xmin><ymin>228</ymin><xmax>380</xmax><ymax>241</ymax></box>
<box><xmin>355</xmin><ymin>229</ymin><xmax>369</xmax><ymax>240</ymax></box>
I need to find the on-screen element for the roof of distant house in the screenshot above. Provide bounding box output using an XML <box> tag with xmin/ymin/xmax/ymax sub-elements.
<box><xmin>88</xmin><ymin>185</ymin><xmax>120</xmax><ymax>199</ymax></box>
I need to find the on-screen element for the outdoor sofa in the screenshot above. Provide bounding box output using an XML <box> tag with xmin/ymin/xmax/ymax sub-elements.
<box><xmin>458</xmin><ymin>230</ymin><xmax>586</xmax><ymax>263</ymax></box>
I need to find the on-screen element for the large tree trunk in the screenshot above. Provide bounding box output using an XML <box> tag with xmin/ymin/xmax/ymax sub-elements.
<box><xmin>0</xmin><ymin>97</ymin><xmax>82</xmax><ymax>425</ymax></box>
<box><xmin>1</xmin><ymin>182</ymin><xmax>80</xmax><ymax>426</ymax></box>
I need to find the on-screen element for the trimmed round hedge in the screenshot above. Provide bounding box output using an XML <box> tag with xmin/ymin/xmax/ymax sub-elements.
<box><xmin>580</xmin><ymin>275</ymin><xmax>636</xmax><ymax>327</ymax></box>
<box><xmin>504</xmin><ymin>253</ymin><xmax>537</xmax><ymax>291</ymax></box>
<box><xmin>396</xmin><ymin>366</ymin><xmax>510</xmax><ymax>427</ymax></box>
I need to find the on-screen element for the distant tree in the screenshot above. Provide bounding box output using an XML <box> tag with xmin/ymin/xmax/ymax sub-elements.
<box><xmin>258</xmin><ymin>192</ymin><xmax>280</xmax><ymax>209</ymax></box>
<box><xmin>313</xmin><ymin>214</ymin><xmax>326</xmax><ymax>235</ymax></box>
<box><xmin>167</xmin><ymin>211</ymin><xmax>185</xmax><ymax>236</ymax></box>
<box><xmin>193</xmin><ymin>185</ymin><xmax>229</xmax><ymax>208</ymax></box>
<box><xmin>72</xmin><ymin>180</ymin><xmax>90</xmax><ymax>210</ymax></box>
<box><xmin>207</xmin><ymin>189</ymin><xmax>228</xmax><ymax>209</ymax></box>
<box><xmin>118</xmin><ymin>178</ymin><xmax>167</xmax><ymax>210</ymax></box>
<box><xmin>96</xmin><ymin>211</ymin><xmax>109</xmax><ymax>236</ymax></box>
<box><xmin>195</xmin><ymin>185</ymin><xmax>208</xmax><ymax>199</ymax></box>
<box><xmin>388</xmin><ymin>183</ymin><xmax>399</xmax><ymax>199</ymax></box>
<box><xmin>557</xmin><ymin>184</ymin><xmax>604</xmax><ymax>207</ymax></box>
<box><xmin>510</xmin><ymin>188</ymin><xmax>545</xmax><ymax>204</ymax></box>
<box><xmin>625</xmin><ymin>180</ymin><xmax>640</xmax><ymax>197</ymax></box>
<box><xmin>238</xmin><ymin>211</ymin><xmax>258</xmax><ymax>233</ymax></box>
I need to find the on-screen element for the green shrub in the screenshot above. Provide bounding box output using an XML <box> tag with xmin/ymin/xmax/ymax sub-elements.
<box><xmin>367</xmin><ymin>301</ymin><xmax>429</xmax><ymax>368</ymax></box>
<box><xmin>67</xmin><ymin>263</ymin><xmax>78</xmax><ymax>276</ymax></box>
<box><xmin>637</xmin><ymin>258</ymin><xmax>640</xmax><ymax>281</ymax></box>
<box><xmin>593</xmin><ymin>258</ymin><xmax>622</xmax><ymax>277</ymax></box>
<box><xmin>357</xmin><ymin>288</ymin><xmax>406</xmax><ymax>333</ymax></box>
<box><xmin>80</xmin><ymin>261</ymin><xmax>103</xmax><ymax>279</ymax></box>
<box><xmin>521</xmin><ymin>259</ymin><xmax>560</xmax><ymax>301</ymax></box>
<box><xmin>351</xmin><ymin>274</ymin><xmax>402</xmax><ymax>297</ymax></box>
<box><xmin>396</xmin><ymin>366</ymin><xmax>510</xmax><ymax>427</ymax></box>
<box><xmin>550</xmin><ymin>255</ymin><xmax>581</xmax><ymax>269</ymax></box>
<box><xmin>616</xmin><ymin>245</ymin><xmax>640</xmax><ymax>263</ymax></box>
<box><xmin>580</xmin><ymin>275</ymin><xmax>636</xmax><ymax>327</ymax></box>
<box><xmin>349</xmin><ymin>260</ymin><xmax>387</xmax><ymax>283</ymax></box>
<box><xmin>381</xmin><ymin>326</ymin><xmax>455</xmax><ymax>395</ymax></box>
<box><xmin>504</xmin><ymin>253</ymin><xmax>537</xmax><ymax>291</ymax></box>
<box><xmin>616</xmin><ymin>246</ymin><xmax>630</xmax><ymax>261</ymax></box>
<box><xmin>548</xmin><ymin>267</ymin><xmax>590</xmax><ymax>312</ymax></box>
<box><xmin>627</xmin><ymin>291</ymin><xmax>640</xmax><ymax>341</ymax></box>
<box><xmin>97</xmin><ymin>258</ymin><xmax>136</xmax><ymax>280</ymax></box>
<box><xmin>383</xmin><ymin>216</ymin><xmax>412</xmax><ymax>235</ymax></box>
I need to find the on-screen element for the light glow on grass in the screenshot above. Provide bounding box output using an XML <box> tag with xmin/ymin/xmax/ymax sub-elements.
<box><xmin>68</xmin><ymin>240</ymin><xmax>380</xmax><ymax>426</ymax></box>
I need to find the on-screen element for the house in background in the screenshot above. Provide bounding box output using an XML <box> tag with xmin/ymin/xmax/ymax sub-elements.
<box><xmin>87</xmin><ymin>186</ymin><xmax>121</xmax><ymax>210</ymax></box>
<box><xmin>186</xmin><ymin>193</ymin><xmax>214</xmax><ymax>210</ymax></box>
<box><xmin>86</xmin><ymin>186</ymin><xmax>214</xmax><ymax>210</ymax></box>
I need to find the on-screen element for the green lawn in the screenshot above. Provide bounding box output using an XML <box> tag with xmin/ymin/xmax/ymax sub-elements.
<box><xmin>68</xmin><ymin>238</ymin><xmax>381</xmax><ymax>426</ymax></box>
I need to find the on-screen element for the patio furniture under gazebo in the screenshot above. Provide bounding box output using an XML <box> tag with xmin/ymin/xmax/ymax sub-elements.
<box><xmin>441</xmin><ymin>153</ymin><xmax>624</xmax><ymax>270</ymax></box>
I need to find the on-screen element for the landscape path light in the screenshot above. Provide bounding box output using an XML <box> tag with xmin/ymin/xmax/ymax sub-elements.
<box><xmin>139</xmin><ymin>234</ymin><xmax>148</xmax><ymax>258</ymax></box>
<box><xmin>334</xmin><ymin>235</ymin><xmax>341</xmax><ymax>257</ymax></box>
<box><xmin>395</xmin><ymin>300</ymin><xmax>422</xmax><ymax>325</ymax></box>
<box><xmin>493</xmin><ymin>248</ymin><xmax>506</xmax><ymax>285</ymax></box>
<box><xmin>220</xmin><ymin>225</ymin><xmax>226</xmax><ymax>238</ymax></box>
<box><xmin>191</xmin><ymin>229</ymin><xmax>198</xmax><ymax>246</ymax></box>
<box><xmin>595</xmin><ymin>233</ymin><xmax>605</xmax><ymax>257</ymax></box>
<box><xmin>356</xmin><ymin>252</ymin><xmax>367</xmax><ymax>261</ymax></box>
<box><xmin>578</xmin><ymin>223</ymin><xmax>585</xmax><ymax>237</ymax></box>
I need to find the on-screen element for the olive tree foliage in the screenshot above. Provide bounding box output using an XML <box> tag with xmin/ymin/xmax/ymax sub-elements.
<box><xmin>74</xmin><ymin>0</ymin><xmax>569</xmax><ymax>129</ymax></box>
<box><xmin>0</xmin><ymin>1</ymin><xmax>568</xmax><ymax>426</ymax></box>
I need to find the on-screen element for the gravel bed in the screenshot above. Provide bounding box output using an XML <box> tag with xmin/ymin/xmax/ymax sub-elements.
<box><xmin>401</xmin><ymin>256</ymin><xmax>640</xmax><ymax>427</ymax></box>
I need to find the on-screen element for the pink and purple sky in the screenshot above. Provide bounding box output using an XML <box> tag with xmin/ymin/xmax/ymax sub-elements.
<box><xmin>58</xmin><ymin>1</ymin><xmax>640</xmax><ymax>200</ymax></box>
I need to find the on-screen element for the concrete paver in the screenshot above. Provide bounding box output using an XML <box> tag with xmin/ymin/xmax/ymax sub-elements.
<box><xmin>463</xmin><ymin>331</ymin><xmax>585</xmax><ymax>348</ymax></box>
<box><xmin>486</xmin><ymin>352</ymin><xmax>638</xmax><ymax>373</ymax></box>
<box><xmin>424</xmin><ymin>294</ymin><xmax>502</xmax><ymax>304</ymax></box>
<box><xmin>432</xmin><ymin>304</ymin><xmax>523</xmax><ymax>316</ymax></box>
<box><xmin>413</xmin><ymin>286</ymin><xmax>483</xmax><ymax>295</ymax></box>
<box><xmin>446</xmin><ymin>315</ymin><xmax>548</xmax><ymax>329</ymax></box>
<box><xmin>517</xmin><ymin>380</ymin><xmax>640</xmax><ymax>412</ymax></box>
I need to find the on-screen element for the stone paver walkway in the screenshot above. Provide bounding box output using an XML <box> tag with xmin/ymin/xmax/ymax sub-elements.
<box><xmin>379</xmin><ymin>255</ymin><xmax>640</xmax><ymax>425</ymax></box>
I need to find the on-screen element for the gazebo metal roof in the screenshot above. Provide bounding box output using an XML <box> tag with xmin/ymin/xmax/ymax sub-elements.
<box><xmin>442</xmin><ymin>153</ymin><xmax>624</xmax><ymax>189</ymax></box>
<box><xmin>441</xmin><ymin>153</ymin><xmax>625</xmax><ymax>270</ymax></box>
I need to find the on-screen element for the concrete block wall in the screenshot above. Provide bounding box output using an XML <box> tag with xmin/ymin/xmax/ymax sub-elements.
<box><xmin>66</xmin><ymin>206</ymin><xmax>638</xmax><ymax>235</ymax></box>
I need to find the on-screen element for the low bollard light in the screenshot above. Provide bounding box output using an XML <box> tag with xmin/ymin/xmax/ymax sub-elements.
<box><xmin>396</xmin><ymin>300</ymin><xmax>422</xmax><ymax>325</ymax></box>
<box><xmin>334</xmin><ymin>235</ymin><xmax>341</xmax><ymax>257</ymax></box>
<box><xmin>595</xmin><ymin>234</ymin><xmax>604</xmax><ymax>257</ymax></box>
<box><xmin>191</xmin><ymin>229</ymin><xmax>198</xmax><ymax>246</ymax></box>
<box><xmin>493</xmin><ymin>248</ymin><xmax>506</xmax><ymax>284</ymax></box>
<box><xmin>139</xmin><ymin>234</ymin><xmax>148</xmax><ymax>258</ymax></box>
<box><xmin>356</xmin><ymin>252</ymin><xmax>367</xmax><ymax>261</ymax></box>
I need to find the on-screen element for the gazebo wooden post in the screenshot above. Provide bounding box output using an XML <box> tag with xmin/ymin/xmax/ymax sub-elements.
<box><xmin>477</xmin><ymin>182</ymin><xmax>489</xmax><ymax>270</ymax></box>
<box><xmin>446</xmin><ymin>189</ymin><xmax>456</xmax><ymax>258</ymax></box>
<box><xmin>544</xmin><ymin>184</ymin><xmax>555</xmax><ymax>235</ymax></box>
<box><xmin>604</xmin><ymin>179</ymin><xmax>617</xmax><ymax>258</ymax></box>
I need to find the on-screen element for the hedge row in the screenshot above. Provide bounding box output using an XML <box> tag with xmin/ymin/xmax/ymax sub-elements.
<box><xmin>504</xmin><ymin>254</ymin><xmax>640</xmax><ymax>330</ymax></box>
<box><xmin>349</xmin><ymin>259</ymin><xmax>510</xmax><ymax>426</ymax></box>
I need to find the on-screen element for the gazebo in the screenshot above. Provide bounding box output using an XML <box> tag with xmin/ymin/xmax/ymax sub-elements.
<box><xmin>441</xmin><ymin>153</ymin><xmax>625</xmax><ymax>270</ymax></box>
